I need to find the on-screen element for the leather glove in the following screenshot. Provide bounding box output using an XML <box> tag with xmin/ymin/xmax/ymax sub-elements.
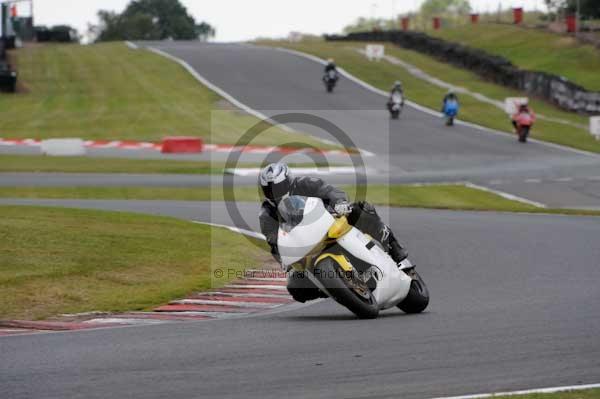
<box><xmin>333</xmin><ymin>201</ymin><xmax>352</xmax><ymax>216</ymax></box>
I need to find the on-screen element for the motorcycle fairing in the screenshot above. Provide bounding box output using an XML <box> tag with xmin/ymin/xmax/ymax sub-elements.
<box><xmin>336</xmin><ymin>227</ymin><xmax>411</xmax><ymax>309</ymax></box>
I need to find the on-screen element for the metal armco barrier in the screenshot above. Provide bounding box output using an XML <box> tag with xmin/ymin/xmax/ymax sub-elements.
<box><xmin>326</xmin><ymin>30</ymin><xmax>600</xmax><ymax>114</ymax></box>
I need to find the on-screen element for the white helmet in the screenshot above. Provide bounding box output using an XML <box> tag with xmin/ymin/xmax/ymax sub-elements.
<box><xmin>259</xmin><ymin>163</ymin><xmax>292</xmax><ymax>203</ymax></box>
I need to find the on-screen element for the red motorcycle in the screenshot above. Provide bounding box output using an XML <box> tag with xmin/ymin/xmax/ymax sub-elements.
<box><xmin>513</xmin><ymin>109</ymin><xmax>535</xmax><ymax>143</ymax></box>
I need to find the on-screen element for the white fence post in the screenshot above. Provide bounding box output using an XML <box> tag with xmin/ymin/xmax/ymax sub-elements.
<box><xmin>590</xmin><ymin>116</ymin><xmax>600</xmax><ymax>140</ymax></box>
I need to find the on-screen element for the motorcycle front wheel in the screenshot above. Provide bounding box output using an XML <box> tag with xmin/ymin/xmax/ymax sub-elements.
<box><xmin>397</xmin><ymin>270</ymin><xmax>429</xmax><ymax>314</ymax></box>
<box><xmin>313</xmin><ymin>257</ymin><xmax>379</xmax><ymax>319</ymax></box>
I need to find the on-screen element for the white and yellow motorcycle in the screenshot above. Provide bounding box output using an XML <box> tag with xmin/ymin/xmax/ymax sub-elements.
<box><xmin>277</xmin><ymin>196</ymin><xmax>429</xmax><ymax>319</ymax></box>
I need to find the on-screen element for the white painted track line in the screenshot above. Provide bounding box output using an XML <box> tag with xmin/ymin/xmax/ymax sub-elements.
<box><xmin>202</xmin><ymin>291</ymin><xmax>290</xmax><ymax>299</ymax></box>
<box><xmin>226</xmin><ymin>284</ymin><xmax>287</xmax><ymax>290</ymax></box>
<box><xmin>244</xmin><ymin>277</ymin><xmax>288</xmax><ymax>282</ymax></box>
<box><xmin>465</xmin><ymin>182</ymin><xmax>546</xmax><ymax>208</ymax></box>
<box><xmin>173</xmin><ymin>299</ymin><xmax>279</xmax><ymax>308</ymax></box>
<box><xmin>191</xmin><ymin>221</ymin><xmax>266</xmax><ymax>241</ymax></box>
<box><xmin>226</xmin><ymin>166</ymin><xmax>360</xmax><ymax>176</ymax></box>
<box><xmin>148</xmin><ymin>47</ymin><xmax>295</xmax><ymax>133</ymax></box>
<box><xmin>145</xmin><ymin>44</ymin><xmax>370</xmax><ymax>154</ymax></box>
<box><xmin>430</xmin><ymin>382</ymin><xmax>600</xmax><ymax>399</ymax></box>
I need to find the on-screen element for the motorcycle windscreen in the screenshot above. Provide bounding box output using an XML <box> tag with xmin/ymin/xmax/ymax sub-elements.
<box><xmin>277</xmin><ymin>197</ymin><xmax>334</xmax><ymax>267</ymax></box>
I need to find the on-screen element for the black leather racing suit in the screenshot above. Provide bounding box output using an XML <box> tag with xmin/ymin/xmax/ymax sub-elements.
<box><xmin>259</xmin><ymin>176</ymin><xmax>405</xmax><ymax>302</ymax></box>
<box><xmin>323</xmin><ymin>63</ymin><xmax>338</xmax><ymax>82</ymax></box>
<box><xmin>324</xmin><ymin>63</ymin><xmax>337</xmax><ymax>74</ymax></box>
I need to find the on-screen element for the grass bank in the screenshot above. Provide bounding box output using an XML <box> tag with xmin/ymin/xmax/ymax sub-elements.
<box><xmin>2</xmin><ymin>185</ymin><xmax>599</xmax><ymax>217</ymax></box>
<box><xmin>0</xmin><ymin>206</ymin><xmax>269</xmax><ymax>320</ymax></box>
<box><xmin>429</xmin><ymin>24</ymin><xmax>600</xmax><ymax>91</ymax></box>
<box><xmin>0</xmin><ymin>154</ymin><xmax>329</xmax><ymax>174</ymax></box>
<box><xmin>0</xmin><ymin>42</ymin><xmax>328</xmax><ymax>149</ymax></box>
<box><xmin>261</xmin><ymin>40</ymin><xmax>600</xmax><ymax>153</ymax></box>
<box><xmin>0</xmin><ymin>154</ymin><xmax>235</xmax><ymax>174</ymax></box>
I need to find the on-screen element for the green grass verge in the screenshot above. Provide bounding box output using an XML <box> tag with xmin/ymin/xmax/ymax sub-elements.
<box><xmin>429</xmin><ymin>24</ymin><xmax>600</xmax><ymax>91</ymax></box>
<box><xmin>1</xmin><ymin>185</ymin><xmax>599</xmax><ymax>217</ymax></box>
<box><xmin>0</xmin><ymin>154</ymin><xmax>232</xmax><ymax>174</ymax></box>
<box><xmin>260</xmin><ymin>40</ymin><xmax>600</xmax><ymax>154</ymax></box>
<box><xmin>0</xmin><ymin>206</ymin><xmax>270</xmax><ymax>320</ymax></box>
<box><xmin>0</xmin><ymin>154</ymin><xmax>330</xmax><ymax>174</ymax></box>
<box><xmin>0</xmin><ymin>43</ymin><xmax>330</xmax><ymax>149</ymax></box>
<box><xmin>490</xmin><ymin>388</ymin><xmax>600</xmax><ymax>399</ymax></box>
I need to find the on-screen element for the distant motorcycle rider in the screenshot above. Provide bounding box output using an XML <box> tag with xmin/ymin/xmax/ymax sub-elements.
<box><xmin>324</xmin><ymin>58</ymin><xmax>337</xmax><ymax>74</ymax></box>
<box><xmin>511</xmin><ymin>103</ymin><xmax>536</xmax><ymax>131</ymax></box>
<box><xmin>442</xmin><ymin>90</ymin><xmax>459</xmax><ymax>112</ymax></box>
<box><xmin>390</xmin><ymin>81</ymin><xmax>404</xmax><ymax>100</ymax></box>
<box><xmin>323</xmin><ymin>58</ymin><xmax>339</xmax><ymax>81</ymax></box>
<box><xmin>258</xmin><ymin>162</ymin><xmax>409</xmax><ymax>303</ymax></box>
<box><xmin>387</xmin><ymin>81</ymin><xmax>405</xmax><ymax>110</ymax></box>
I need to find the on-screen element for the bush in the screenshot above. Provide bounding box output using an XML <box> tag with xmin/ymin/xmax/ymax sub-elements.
<box><xmin>35</xmin><ymin>25</ymin><xmax>79</xmax><ymax>43</ymax></box>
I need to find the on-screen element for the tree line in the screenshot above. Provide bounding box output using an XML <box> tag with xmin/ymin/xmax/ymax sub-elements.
<box><xmin>94</xmin><ymin>0</ymin><xmax>215</xmax><ymax>42</ymax></box>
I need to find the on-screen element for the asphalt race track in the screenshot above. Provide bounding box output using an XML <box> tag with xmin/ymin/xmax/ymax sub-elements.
<box><xmin>138</xmin><ymin>42</ymin><xmax>600</xmax><ymax>208</ymax></box>
<box><xmin>1</xmin><ymin>199</ymin><xmax>600</xmax><ymax>398</ymax></box>
<box><xmin>2</xmin><ymin>43</ymin><xmax>600</xmax><ymax>207</ymax></box>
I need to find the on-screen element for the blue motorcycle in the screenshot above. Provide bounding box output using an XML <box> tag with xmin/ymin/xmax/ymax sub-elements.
<box><xmin>443</xmin><ymin>100</ymin><xmax>459</xmax><ymax>126</ymax></box>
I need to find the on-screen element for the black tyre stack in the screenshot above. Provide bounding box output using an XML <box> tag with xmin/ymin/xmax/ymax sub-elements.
<box><xmin>0</xmin><ymin>39</ymin><xmax>17</xmax><ymax>93</ymax></box>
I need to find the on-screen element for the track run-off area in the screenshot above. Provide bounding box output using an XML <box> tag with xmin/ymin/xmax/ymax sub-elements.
<box><xmin>2</xmin><ymin>42</ymin><xmax>600</xmax><ymax>399</ymax></box>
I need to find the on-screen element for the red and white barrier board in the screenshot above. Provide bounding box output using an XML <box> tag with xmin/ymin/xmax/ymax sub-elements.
<box><xmin>161</xmin><ymin>136</ymin><xmax>204</xmax><ymax>153</ymax></box>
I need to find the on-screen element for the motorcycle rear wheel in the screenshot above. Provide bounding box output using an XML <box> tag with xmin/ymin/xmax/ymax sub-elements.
<box><xmin>397</xmin><ymin>270</ymin><xmax>429</xmax><ymax>314</ymax></box>
<box><xmin>313</xmin><ymin>257</ymin><xmax>379</xmax><ymax>319</ymax></box>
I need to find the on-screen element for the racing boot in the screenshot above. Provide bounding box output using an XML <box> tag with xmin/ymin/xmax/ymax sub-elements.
<box><xmin>287</xmin><ymin>271</ymin><xmax>328</xmax><ymax>303</ymax></box>
<box><xmin>379</xmin><ymin>224</ymin><xmax>408</xmax><ymax>266</ymax></box>
<box><xmin>388</xmin><ymin>238</ymin><xmax>409</xmax><ymax>266</ymax></box>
